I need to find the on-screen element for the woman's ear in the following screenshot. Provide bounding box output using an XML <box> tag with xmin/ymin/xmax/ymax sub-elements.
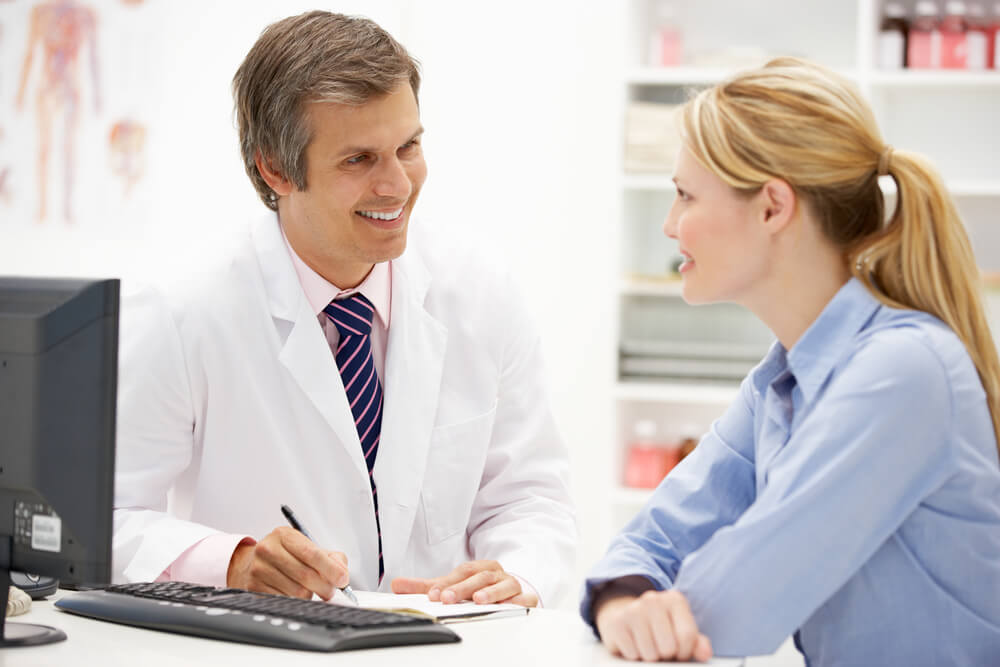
<box><xmin>759</xmin><ymin>178</ymin><xmax>796</xmax><ymax>235</ymax></box>
<box><xmin>254</xmin><ymin>152</ymin><xmax>294</xmax><ymax>197</ymax></box>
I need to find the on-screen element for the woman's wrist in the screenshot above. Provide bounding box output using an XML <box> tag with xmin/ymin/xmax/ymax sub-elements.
<box><xmin>591</xmin><ymin>575</ymin><xmax>657</xmax><ymax>626</ymax></box>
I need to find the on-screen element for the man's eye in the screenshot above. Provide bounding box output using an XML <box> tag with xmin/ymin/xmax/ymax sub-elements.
<box><xmin>400</xmin><ymin>139</ymin><xmax>419</xmax><ymax>152</ymax></box>
<box><xmin>346</xmin><ymin>154</ymin><xmax>368</xmax><ymax>165</ymax></box>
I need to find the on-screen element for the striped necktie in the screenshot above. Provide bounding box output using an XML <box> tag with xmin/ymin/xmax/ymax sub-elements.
<box><xmin>323</xmin><ymin>293</ymin><xmax>384</xmax><ymax>583</ymax></box>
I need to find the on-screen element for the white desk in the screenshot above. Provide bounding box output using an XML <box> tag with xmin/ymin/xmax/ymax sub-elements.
<box><xmin>2</xmin><ymin>591</ymin><xmax>743</xmax><ymax>667</ymax></box>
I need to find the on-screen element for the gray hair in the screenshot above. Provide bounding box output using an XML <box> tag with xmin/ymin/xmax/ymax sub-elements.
<box><xmin>232</xmin><ymin>11</ymin><xmax>421</xmax><ymax>210</ymax></box>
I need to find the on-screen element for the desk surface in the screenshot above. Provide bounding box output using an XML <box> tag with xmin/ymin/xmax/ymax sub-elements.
<box><xmin>2</xmin><ymin>591</ymin><xmax>744</xmax><ymax>667</ymax></box>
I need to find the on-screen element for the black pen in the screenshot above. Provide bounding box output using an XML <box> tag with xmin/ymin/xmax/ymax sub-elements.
<box><xmin>280</xmin><ymin>504</ymin><xmax>359</xmax><ymax>605</ymax></box>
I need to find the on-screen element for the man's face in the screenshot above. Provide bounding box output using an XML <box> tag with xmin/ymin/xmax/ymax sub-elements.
<box><xmin>278</xmin><ymin>83</ymin><xmax>426</xmax><ymax>288</ymax></box>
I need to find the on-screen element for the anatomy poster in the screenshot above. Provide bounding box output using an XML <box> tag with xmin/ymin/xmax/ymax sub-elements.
<box><xmin>0</xmin><ymin>0</ymin><xmax>160</xmax><ymax>227</ymax></box>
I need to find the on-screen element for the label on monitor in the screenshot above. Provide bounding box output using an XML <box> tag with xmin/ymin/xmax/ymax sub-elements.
<box><xmin>31</xmin><ymin>514</ymin><xmax>62</xmax><ymax>552</ymax></box>
<box><xmin>14</xmin><ymin>500</ymin><xmax>63</xmax><ymax>553</ymax></box>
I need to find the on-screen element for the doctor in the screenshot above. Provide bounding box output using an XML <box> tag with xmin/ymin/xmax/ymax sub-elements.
<box><xmin>112</xmin><ymin>10</ymin><xmax>575</xmax><ymax>608</ymax></box>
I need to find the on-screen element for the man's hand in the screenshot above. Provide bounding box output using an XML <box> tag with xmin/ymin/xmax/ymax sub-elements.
<box><xmin>594</xmin><ymin>589</ymin><xmax>713</xmax><ymax>663</ymax></box>
<box><xmin>391</xmin><ymin>560</ymin><xmax>538</xmax><ymax>607</ymax></box>
<box><xmin>226</xmin><ymin>526</ymin><xmax>349</xmax><ymax>600</ymax></box>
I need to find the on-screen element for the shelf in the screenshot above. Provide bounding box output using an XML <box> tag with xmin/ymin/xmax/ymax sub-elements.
<box><xmin>880</xmin><ymin>179</ymin><xmax>1000</xmax><ymax>198</ymax></box>
<box><xmin>627</xmin><ymin>66</ymin><xmax>1000</xmax><ymax>90</ymax></box>
<box><xmin>612</xmin><ymin>485</ymin><xmax>655</xmax><ymax>506</ymax></box>
<box><xmin>623</xmin><ymin>173</ymin><xmax>675</xmax><ymax>191</ymax></box>
<box><xmin>623</xmin><ymin>272</ymin><xmax>1000</xmax><ymax>297</ymax></box>
<box><xmin>982</xmin><ymin>274</ymin><xmax>1000</xmax><ymax>290</ymax></box>
<box><xmin>619</xmin><ymin>276</ymin><xmax>682</xmax><ymax>297</ymax></box>
<box><xmin>625</xmin><ymin>66</ymin><xmax>735</xmax><ymax>86</ymax></box>
<box><xmin>869</xmin><ymin>70</ymin><xmax>1000</xmax><ymax>88</ymax></box>
<box><xmin>625</xmin><ymin>173</ymin><xmax>1000</xmax><ymax>198</ymax></box>
<box><xmin>614</xmin><ymin>380</ymin><xmax>739</xmax><ymax>405</ymax></box>
<box><xmin>948</xmin><ymin>181</ymin><xmax>1000</xmax><ymax>198</ymax></box>
<box><xmin>627</xmin><ymin>65</ymin><xmax>860</xmax><ymax>87</ymax></box>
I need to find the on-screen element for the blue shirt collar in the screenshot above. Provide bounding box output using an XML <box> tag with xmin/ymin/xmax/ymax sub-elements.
<box><xmin>785</xmin><ymin>278</ymin><xmax>882</xmax><ymax>403</ymax></box>
<box><xmin>749</xmin><ymin>279</ymin><xmax>882</xmax><ymax>401</ymax></box>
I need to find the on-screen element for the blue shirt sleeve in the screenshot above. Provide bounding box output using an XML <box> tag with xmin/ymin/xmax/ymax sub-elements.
<box><xmin>580</xmin><ymin>372</ymin><xmax>759</xmax><ymax>627</ymax></box>
<box><xmin>674</xmin><ymin>329</ymin><xmax>957</xmax><ymax>656</ymax></box>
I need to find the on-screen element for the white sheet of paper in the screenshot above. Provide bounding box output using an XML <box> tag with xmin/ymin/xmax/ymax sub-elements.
<box><xmin>330</xmin><ymin>590</ymin><xmax>528</xmax><ymax>622</ymax></box>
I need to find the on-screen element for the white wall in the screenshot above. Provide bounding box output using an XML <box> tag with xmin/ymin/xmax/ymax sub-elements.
<box><xmin>0</xmin><ymin>0</ymin><xmax>625</xmax><ymax>608</ymax></box>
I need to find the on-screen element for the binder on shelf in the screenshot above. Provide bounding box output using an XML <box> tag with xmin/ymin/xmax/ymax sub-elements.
<box><xmin>621</xmin><ymin>338</ymin><xmax>767</xmax><ymax>361</ymax></box>
<box><xmin>624</xmin><ymin>102</ymin><xmax>682</xmax><ymax>173</ymax></box>
<box><xmin>619</xmin><ymin>355</ymin><xmax>758</xmax><ymax>382</ymax></box>
<box><xmin>618</xmin><ymin>337</ymin><xmax>770</xmax><ymax>383</ymax></box>
<box><xmin>619</xmin><ymin>293</ymin><xmax>775</xmax><ymax>384</ymax></box>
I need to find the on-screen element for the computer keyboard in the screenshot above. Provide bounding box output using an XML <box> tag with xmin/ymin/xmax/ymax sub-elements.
<box><xmin>54</xmin><ymin>581</ymin><xmax>461</xmax><ymax>652</ymax></box>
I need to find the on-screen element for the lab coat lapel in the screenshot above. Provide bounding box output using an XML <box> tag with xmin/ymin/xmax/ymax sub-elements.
<box><xmin>376</xmin><ymin>248</ymin><xmax>447</xmax><ymax>577</ymax></box>
<box><xmin>251</xmin><ymin>215</ymin><xmax>368</xmax><ymax>479</ymax></box>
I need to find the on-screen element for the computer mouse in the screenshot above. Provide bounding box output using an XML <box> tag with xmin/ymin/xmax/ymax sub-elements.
<box><xmin>9</xmin><ymin>571</ymin><xmax>59</xmax><ymax>600</ymax></box>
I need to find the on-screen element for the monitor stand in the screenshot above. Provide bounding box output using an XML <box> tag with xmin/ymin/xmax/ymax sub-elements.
<box><xmin>1</xmin><ymin>541</ymin><xmax>67</xmax><ymax>647</ymax></box>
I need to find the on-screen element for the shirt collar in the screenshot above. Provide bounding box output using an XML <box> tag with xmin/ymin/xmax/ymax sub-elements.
<box><xmin>280</xmin><ymin>226</ymin><xmax>391</xmax><ymax>329</ymax></box>
<box><xmin>785</xmin><ymin>277</ymin><xmax>881</xmax><ymax>403</ymax></box>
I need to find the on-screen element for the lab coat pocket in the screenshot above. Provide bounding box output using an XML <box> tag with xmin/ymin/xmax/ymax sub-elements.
<box><xmin>421</xmin><ymin>404</ymin><xmax>497</xmax><ymax>544</ymax></box>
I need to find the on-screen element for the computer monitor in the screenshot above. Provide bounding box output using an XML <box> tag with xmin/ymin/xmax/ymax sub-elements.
<box><xmin>0</xmin><ymin>277</ymin><xmax>119</xmax><ymax>647</ymax></box>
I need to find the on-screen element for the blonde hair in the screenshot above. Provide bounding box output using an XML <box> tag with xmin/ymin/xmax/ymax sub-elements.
<box><xmin>232</xmin><ymin>11</ymin><xmax>421</xmax><ymax>210</ymax></box>
<box><xmin>680</xmin><ymin>56</ymin><xmax>1000</xmax><ymax>458</ymax></box>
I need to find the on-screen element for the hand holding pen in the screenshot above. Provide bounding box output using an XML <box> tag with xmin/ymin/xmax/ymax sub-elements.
<box><xmin>226</xmin><ymin>505</ymin><xmax>356</xmax><ymax>604</ymax></box>
<box><xmin>281</xmin><ymin>504</ymin><xmax>359</xmax><ymax>605</ymax></box>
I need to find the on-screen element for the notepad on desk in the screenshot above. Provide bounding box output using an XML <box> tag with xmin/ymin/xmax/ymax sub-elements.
<box><xmin>333</xmin><ymin>590</ymin><xmax>529</xmax><ymax>623</ymax></box>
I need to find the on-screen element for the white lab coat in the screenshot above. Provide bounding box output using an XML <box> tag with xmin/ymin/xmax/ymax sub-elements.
<box><xmin>112</xmin><ymin>213</ymin><xmax>576</xmax><ymax>605</ymax></box>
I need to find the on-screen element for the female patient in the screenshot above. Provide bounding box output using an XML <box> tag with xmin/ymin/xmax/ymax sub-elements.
<box><xmin>583</xmin><ymin>57</ymin><xmax>1000</xmax><ymax>666</ymax></box>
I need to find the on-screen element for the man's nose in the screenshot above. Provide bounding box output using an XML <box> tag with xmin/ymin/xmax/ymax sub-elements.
<box><xmin>372</xmin><ymin>156</ymin><xmax>412</xmax><ymax>199</ymax></box>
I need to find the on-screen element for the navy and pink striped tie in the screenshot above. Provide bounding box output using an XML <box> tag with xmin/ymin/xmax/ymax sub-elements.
<box><xmin>323</xmin><ymin>294</ymin><xmax>384</xmax><ymax>583</ymax></box>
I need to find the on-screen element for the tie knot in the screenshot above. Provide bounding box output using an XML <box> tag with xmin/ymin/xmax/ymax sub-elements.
<box><xmin>323</xmin><ymin>294</ymin><xmax>376</xmax><ymax>338</ymax></box>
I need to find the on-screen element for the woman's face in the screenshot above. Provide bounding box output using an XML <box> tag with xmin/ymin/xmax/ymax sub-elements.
<box><xmin>663</xmin><ymin>146</ymin><xmax>773</xmax><ymax>306</ymax></box>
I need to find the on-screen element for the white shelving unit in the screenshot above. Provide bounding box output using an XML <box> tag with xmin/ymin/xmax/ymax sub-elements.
<box><xmin>623</xmin><ymin>173</ymin><xmax>1000</xmax><ymax>198</ymax></box>
<box><xmin>613</xmin><ymin>0</ymin><xmax>1000</xmax><ymax>529</ymax></box>
<box><xmin>868</xmin><ymin>69</ymin><xmax>1000</xmax><ymax>86</ymax></box>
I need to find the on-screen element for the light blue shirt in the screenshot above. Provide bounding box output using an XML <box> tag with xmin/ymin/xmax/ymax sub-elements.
<box><xmin>582</xmin><ymin>278</ymin><xmax>1000</xmax><ymax>666</ymax></box>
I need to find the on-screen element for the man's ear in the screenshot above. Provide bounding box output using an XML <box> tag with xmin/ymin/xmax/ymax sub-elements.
<box><xmin>758</xmin><ymin>178</ymin><xmax>796</xmax><ymax>235</ymax></box>
<box><xmin>254</xmin><ymin>152</ymin><xmax>294</xmax><ymax>197</ymax></box>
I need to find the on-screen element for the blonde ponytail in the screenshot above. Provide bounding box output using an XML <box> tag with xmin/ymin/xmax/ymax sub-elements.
<box><xmin>851</xmin><ymin>151</ymin><xmax>1000</xmax><ymax>455</ymax></box>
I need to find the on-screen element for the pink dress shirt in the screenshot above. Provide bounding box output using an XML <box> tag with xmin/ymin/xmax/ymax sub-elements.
<box><xmin>157</xmin><ymin>227</ymin><xmax>539</xmax><ymax>603</ymax></box>
<box><xmin>156</xmin><ymin>229</ymin><xmax>391</xmax><ymax>586</ymax></box>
